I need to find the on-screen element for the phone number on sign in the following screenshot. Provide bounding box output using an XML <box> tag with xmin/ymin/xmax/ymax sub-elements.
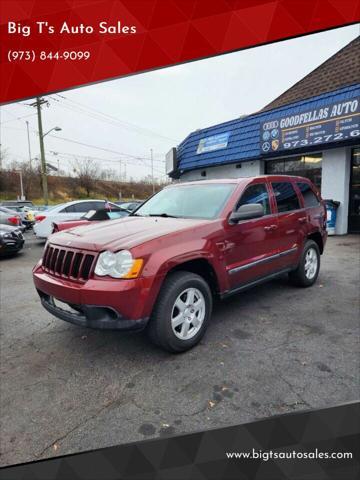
<box><xmin>282</xmin><ymin>128</ymin><xmax>360</xmax><ymax>149</ymax></box>
<box><xmin>8</xmin><ymin>50</ymin><xmax>91</xmax><ymax>62</ymax></box>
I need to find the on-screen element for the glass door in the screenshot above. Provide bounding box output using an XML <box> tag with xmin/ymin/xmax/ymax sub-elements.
<box><xmin>348</xmin><ymin>148</ymin><xmax>360</xmax><ymax>233</ymax></box>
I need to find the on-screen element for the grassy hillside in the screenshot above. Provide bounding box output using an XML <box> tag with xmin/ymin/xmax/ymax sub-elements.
<box><xmin>0</xmin><ymin>169</ymin><xmax>165</xmax><ymax>204</ymax></box>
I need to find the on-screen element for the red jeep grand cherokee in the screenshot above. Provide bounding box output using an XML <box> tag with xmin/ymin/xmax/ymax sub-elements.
<box><xmin>33</xmin><ymin>176</ymin><xmax>327</xmax><ymax>352</ymax></box>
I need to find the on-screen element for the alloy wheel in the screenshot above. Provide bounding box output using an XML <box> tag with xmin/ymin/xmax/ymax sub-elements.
<box><xmin>171</xmin><ymin>287</ymin><xmax>206</xmax><ymax>340</ymax></box>
<box><xmin>304</xmin><ymin>247</ymin><xmax>318</xmax><ymax>280</ymax></box>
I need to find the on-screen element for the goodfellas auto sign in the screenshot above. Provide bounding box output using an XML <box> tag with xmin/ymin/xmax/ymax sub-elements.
<box><xmin>260</xmin><ymin>96</ymin><xmax>360</xmax><ymax>154</ymax></box>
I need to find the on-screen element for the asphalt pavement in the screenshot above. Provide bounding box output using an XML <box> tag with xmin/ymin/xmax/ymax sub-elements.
<box><xmin>0</xmin><ymin>232</ymin><xmax>359</xmax><ymax>466</ymax></box>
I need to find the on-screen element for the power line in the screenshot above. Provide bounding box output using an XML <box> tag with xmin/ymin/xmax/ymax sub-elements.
<box><xmin>47</xmin><ymin>152</ymin><xmax>165</xmax><ymax>176</ymax></box>
<box><xmin>1</xmin><ymin>110</ymin><xmax>166</xmax><ymax>176</ymax></box>
<box><xmin>2</xmin><ymin>123</ymin><xmax>164</xmax><ymax>164</ymax></box>
<box><xmin>56</xmin><ymin>93</ymin><xmax>179</xmax><ymax>143</ymax></box>
<box><xmin>49</xmin><ymin>151</ymin><xmax>144</xmax><ymax>166</ymax></box>
<box><xmin>57</xmin><ymin>153</ymin><xmax>165</xmax><ymax>175</ymax></box>
<box><xmin>0</xmin><ymin>112</ymin><xmax>37</xmax><ymax>124</ymax></box>
<box><xmin>46</xmin><ymin>133</ymin><xmax>165</xmax><ymax>164</ymax></box>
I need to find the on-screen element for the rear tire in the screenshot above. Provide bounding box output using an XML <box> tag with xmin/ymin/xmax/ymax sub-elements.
<box><xmin>289</xmin><ymin>240</ymin><xmax>320</xmax><ymax>287</ymax></box>
<box><xmin>147</xmin><ymin>271</ymin><xmax>212</xmax><ymax>353</ymax></box>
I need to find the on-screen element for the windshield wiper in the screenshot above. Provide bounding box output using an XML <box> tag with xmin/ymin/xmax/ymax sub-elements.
<box><xmin>148</xmin><ymin>213</ymin><xmax>178</xmax><ymax>218</ymax></box>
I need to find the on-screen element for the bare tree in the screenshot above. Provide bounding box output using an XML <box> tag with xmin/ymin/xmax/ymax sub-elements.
<box><xmin>99</xmin><ymin>168</ymin><xmax>118</xmax><ymax>181</ymax></box>
<box><xmin>0</xmin><ymin>147</ymin><xmax>9</xmax><ymax>171</ymax></box>
<box><xmin>3</xmin><ymin>160</ymin><xmax>42</xmax><ymax>199</ymax></box>
<box><xmin>72</xmin><ymin>157</ymin><xmax>99</xmax><ymax>197</ymax></box>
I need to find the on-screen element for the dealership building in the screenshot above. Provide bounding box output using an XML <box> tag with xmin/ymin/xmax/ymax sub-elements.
<box><xmin>168</xmin><ymin>37</ymin><xmax>360</xmax><ymax>234</ymax></box>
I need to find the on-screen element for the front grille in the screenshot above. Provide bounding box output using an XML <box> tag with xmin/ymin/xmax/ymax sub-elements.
<box><xmin>12</xmin><ymin>230</ymin><xmax>22</xmax><ymax>239</ymax></box>
<box><xmin>42</xmin><ymin>244</ymin><xmax>96</xmax><ymax>281</ymax></box>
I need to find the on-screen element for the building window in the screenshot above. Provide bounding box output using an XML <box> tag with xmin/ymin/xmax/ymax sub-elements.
<box><xmin>265</xmin><ymin>154</ymin><xmax>322</xmax><ymax>191</ymax></box>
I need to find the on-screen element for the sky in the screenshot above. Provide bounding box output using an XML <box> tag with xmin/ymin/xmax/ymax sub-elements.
<box><xmin>1</xmin><ymin>24</ymin><xmax>359</xmax><ymax>181</ymax></box>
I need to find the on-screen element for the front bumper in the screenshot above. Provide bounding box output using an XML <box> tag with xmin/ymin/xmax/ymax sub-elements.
<box><xmin>33</xmin><ymin>264</ymin><xmax>155</xmax><ymax>330</ymax></box>
<box><xmin>0</xmin><ymin>238</ymin><xmax>24</xmax><ymax>255</ymax></box>
<box><xmin>38</xmin><ymin>290</ymin><xmax>148</xmax><ymax>330</ymax></box>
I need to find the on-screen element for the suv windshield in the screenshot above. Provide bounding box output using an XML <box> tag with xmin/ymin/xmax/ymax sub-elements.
<box><xmin>134</xmin><ymin>183</ymin><xmax>235</xmax><ymax>220</ymax></box>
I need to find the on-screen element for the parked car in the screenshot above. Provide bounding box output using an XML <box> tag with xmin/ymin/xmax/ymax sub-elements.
<box><xmin>0</xmin><ymin>225</ymin><xmax>25</xmax><ymax>256</ymax></box>
<box><xmin>114</xmin><ymin>201</ymin><xmax>142</xmax><ymax>211</ymax></box>
<box><xmin>0</xmin><ymin>206</ymin><xmax>23</xmax><ymax>228</ymax></box>
<box><xmin>52</xmin><ymin>207</ymin><xmax>131</xmax><ymax>233</ymax></box>
<box><xmin>0</xmin><ymin>200</ymin><xmax>35</xmax><ymax>209</ymax></box>
<box><xmin>6</xmin><ymin>206</ymin><xmax>35</xmax><ymax>229</ymax></box>
<box><xmin>33</xmin><ymin>200</ymin><xmax>121</xmax><ymax>239</ymax></box>
<box><xmin>33</xmin><ymin>176</ymin><xmax>327</xmax><ymax>352</ymax></box>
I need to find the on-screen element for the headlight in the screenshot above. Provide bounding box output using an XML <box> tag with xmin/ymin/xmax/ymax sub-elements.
<box><xmin>2</xmin><ymin>233</ymin><xmax>12</xmax><ymax>239</ymax></box>
<box><xmin>94</xmin><ymin>250</ymin><xmax>143</xmax><ymax>279</ymax></box>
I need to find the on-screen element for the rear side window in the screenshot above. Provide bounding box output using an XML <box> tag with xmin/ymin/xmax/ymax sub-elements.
<box><xmin>237</xmin><ymin>183</ymin><xmax>270</xmax><ymax>215</ymax></box>
<box><xmin>62</xmin><ymin>204</ymin><xmax>76</xmax><ymax>213</ymax></box>
<box><xmin>297</xmin><ymin>182</ymin><xmax>320</xmax><ymax>208</ymax></box>
<box><xmin>73</xmin><ymin>202</ymin><xmax>100</xmax><ymax>213</ymax></box>
<box><xmin>62</xmin><ymin>203</ymin><xmax>98</xmax><ymax>213</ymax></box>
<box><xmin>92</xmin><ymin>201</ymin><xmax>106</xmax><ymax>210</ymax></box>
<box><xmin>272</xmin><ymin>182</ymin><xmax>301</xmax><ymax>213</ymax></box>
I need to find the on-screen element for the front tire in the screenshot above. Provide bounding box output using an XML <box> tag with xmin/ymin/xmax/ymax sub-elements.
<box><xmin>289</xmin><ymin>240</ymin><xmax>320</xmax><ymax>287</ymax></box>
<box><xmin>147</xmin><ymin>271</ymin><xmax>213</xmax><ymax>353</ymax></box>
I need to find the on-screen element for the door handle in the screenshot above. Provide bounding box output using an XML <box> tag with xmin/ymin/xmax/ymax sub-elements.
<box><xmin>298</xmin><ymin>217</ymin><xmax>307</xmax><ymax>223</ymax></box>
<box><xmin>264</xmin><ymin>224</ymin><xmax>278</xmax><ymax>231</ymax></box>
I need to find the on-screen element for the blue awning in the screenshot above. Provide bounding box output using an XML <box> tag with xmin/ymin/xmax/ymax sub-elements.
<box><xmin>175</xmin><ymin>83</ymin><xmax>360</xmax><ymax>175</ymax></box>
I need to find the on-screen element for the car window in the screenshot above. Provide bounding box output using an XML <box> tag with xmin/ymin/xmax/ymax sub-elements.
<box><xmin>107</xmin><ymin>202</ymin><xmax>121</xmax><ymax>211</ymax></box>
<box><xmin>92</xmin><ymin>201</ymin><xmax>106</xmax><ymax>210</ymax></box>
<box><xmin>61</xmin><ymin>204</ymin><xmax>76</xmax><ymax>213</ymax></box>
<box><xmin>135</xmin><ymin>184</ymin><xmax>236</xmax><ymax>220</ymax></box>
<box><xmin>108</xmin><ymin>211</ymin><xmax>127</xmax><ymax>219</ymax></box>
<box><xmin>272</xmin><ymin>182</ymin><xmax>301</xmax><ymax>213</ymax></box>
<box><xmin>237</xmin><ymin>183</ymin><xmax>270</xmax><ymax>215</ymax></box>
<box><xmin>61</xmin><ymin>202</ymin><xmax>107</xmax><ymax>213</ymax></box>
<box><xmin>297</xmin><ymin>182</ymin><xmax>320</xmax><ymax>208</ymax></box>
<box><xmin>73</xmin><ymin>202</ymin><xmax>99</xmax><ymax>213</ymax></box>
<box><xmin>77</xmin><ymin>202</ymin><xmax>94</xmax><ymax>213</ymax></box>
<box><xmin>121</xmin><ymin>202</ymin><xmax>139</xmax><ymax>210</ymax></box>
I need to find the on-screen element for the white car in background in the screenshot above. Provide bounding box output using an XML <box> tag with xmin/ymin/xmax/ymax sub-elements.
<box><xmin>33</xmin><ymin>200</ymin><xmax>120</xmax><ymax>239</ymax></box>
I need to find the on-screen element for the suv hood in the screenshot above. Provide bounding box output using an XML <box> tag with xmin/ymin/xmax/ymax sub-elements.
<box><xmin>49</xmin><ymin>216</ymin><xmax>211</xmax><ymax>251</ymax></box>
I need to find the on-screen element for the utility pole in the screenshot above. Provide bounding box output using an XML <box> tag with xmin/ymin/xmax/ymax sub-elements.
<box><xmin>28</xmin><ymin>97</ymin><xmax>62</xmax><ymax>205</ymax></box>
<box><xmin>119</xmin><ymin>159</ymin><xmax>122</xmax><ymax>181</ymax></box>
<box><xmin>150</xmin><ymin>148</ymin><xmax>155</xmax><ymax>194</ymax></box>
<box><xmin>25</xmin><ymin>121</ymin><xmax>32</xmax><ymax>170</ymax></box>
<box><xmin>36</xmin><ymin>97</ymin><xmax>49</xmax><ymax>205</ymax></box>
<box><xmin>16</xmin><ymin>170</ymin><xmax>25</xmax><ymax>200</ymax></box>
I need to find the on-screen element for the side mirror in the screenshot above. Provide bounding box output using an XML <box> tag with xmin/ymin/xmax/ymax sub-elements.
<box><xmin>229</xmin><ymin>203</ymin><xmax>264</xmax><ymax>223</ymax></box>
